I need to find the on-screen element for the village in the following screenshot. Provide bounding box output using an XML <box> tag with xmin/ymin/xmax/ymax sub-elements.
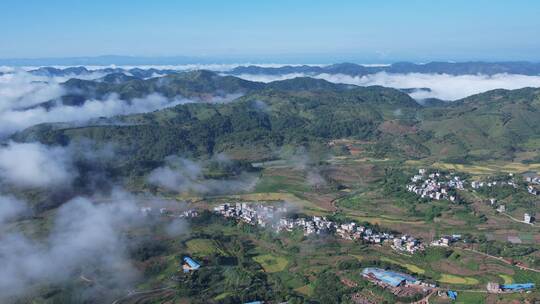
<box><xmin>134</xmin><ymin>170</ymin><xmax>539</xmax><ymax>303</ymax></box>
<box><xmin>213</xmin><ymin>202</ymin><xmax>426</xmax><ymax>254</ymax></box>
<box><xmin>406</xmin><ymin>169</ymin><xmax>537</xmax><ymax>225</ymax></box>
<box><xmin>135</xmin><ymin>196</ymin><xmax>536</xmax><ymax>303</ymax></box>
<box><xmin>406</xmin><ymin>168</ymin><xmax>464</xmax><ymax>203</ymax></box>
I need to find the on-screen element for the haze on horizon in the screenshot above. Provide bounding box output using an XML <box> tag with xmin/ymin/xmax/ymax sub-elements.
<box><xmin>1</xmin><ymin>0</ymin><xmax>540</xmax><ymax>63</ymax></box>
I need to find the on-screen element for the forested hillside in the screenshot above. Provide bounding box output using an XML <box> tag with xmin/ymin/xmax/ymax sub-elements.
<box><xmin>13</xmin><ymin>72</ymin><xmax>540</xmax><ymax>178</ymax></box>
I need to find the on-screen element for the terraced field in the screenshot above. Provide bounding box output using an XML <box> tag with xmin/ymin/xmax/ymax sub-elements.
<box><xmin>186</xmin><ymin>238</ymin><xmax>226</xmax><ymax>255</ymax></box>
<box><xmin>253</xmin><ymin>254</ymin><xmax>289</xmax><ymax>273</ymax></box>
<box><xmin>431</xmin><ymin>161</ymin><xmax>540</xmax><ymax>175</ymax></box>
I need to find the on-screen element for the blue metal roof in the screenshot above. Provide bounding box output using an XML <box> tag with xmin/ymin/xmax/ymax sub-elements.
<box><xmin>447</xmin><ymin>290</ymin><xmax>457</xmax><ymax>300</ymax></box>
<box><xmin>362</xmin><ymin>267</ymin><xmax>418</xmax><ymax>287</ymax></box>
<box><xmin>501</xmin><ymin>283</ymin><xmax>535</xmax><ymax>290</ymax></box>
<box><xmin>183</xmin><ymin>256</ymin><xmax>201</xmax><ymax>269</ymax></box>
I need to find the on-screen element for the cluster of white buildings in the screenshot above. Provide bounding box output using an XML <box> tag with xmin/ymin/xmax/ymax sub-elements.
<box><xmin>525</xmin><ymin>175</ymin><xmax>540</xmax><ymax>185</ymax></box>
<box><xmin>527</xmin><ymin>185</ymin><xmax>538</xmax><ymax>196</ymax></box>
<box><xmin>213</xmin><ymin>202</ymin><xmax>286</xmax><ymax>228</ymax></box>
<box><xmin>471</xmin><ymin>179</ymin><xmax>518</xmax><ymax>190</ymax></box>
<box><xmin>430</xmin><ymin>235</ymin><xmax>461</xmax><ymax>247</ymax></box>
<box><xmin>392</xmin><ymin>235</ymin><xmax>425</xmax><ymax>254</ymax></box>
<box><xmin>213</xmin><ymin>202</ymin><xmax>426</xmax><ymax>253</ymax></box>
<box><xmin>334</xmin><ymin>222</ymin><xmax>399</xmax><ymax>246</ymax></box>
<box><xmin>406</xmin><ymin>169</ymin><xmax>462</xmax><ymax>202</ymax></box>
<box><xmin>213</xmin><ymin>202</ymin><xmax>335</xmax><ymax>235</ymax></box>
<box><xmin>524</xmin><ymin>174</ymin><xmax>540</xmax><ymax>195</ymax></box>
<box><xmin>277</xmin><ymin>216</ymin><xmax>334</xmax><ymax>235</ymax></box>
<box><xmin>472</xmin><ymin>173</ymin><xmax>540</xmax><ymax>197</ymax></box>
<box><xmin>472</xmin><ymin>179</ymin><xmax>514</xmax><ymax>189</ymax></box>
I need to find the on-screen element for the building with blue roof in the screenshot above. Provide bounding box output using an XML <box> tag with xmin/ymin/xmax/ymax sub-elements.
<box><xmin>361</xmin><ymin>267</ymin><xmax>418</xmax><ymax>287</ymax></box>
<box><xmin>182</xmin><ymin>256</ymin><xmax>201</xmax><ymax>272</ymax></box>
<box><xmin>501</xmin><ymin>283</ymin><xmax>535</xmax><ymax>291</ymax></box>
<box><xmin>447</xmin><ymin>290</ymin><xmax>458</xmax><ymax>300</ymax></box>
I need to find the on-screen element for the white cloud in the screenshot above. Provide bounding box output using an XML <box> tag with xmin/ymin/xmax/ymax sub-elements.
<box><xmin>0</xmin><ymin>72</ymin><xmax>64</xmax><ymax>111</ymax></box>
<box><xmin>148</xmin><ymin>155</ymin><xmax>258</xmax><ymax>195</ymax></box>
<box><xmin>0</xmin><ymin>190</ymin><xmax>144</xmax><ymax>300</ymax></box>
<box><xmin>6</xmin><ymin>65</ymin><xmax>540</xmax><ymax>139</ymax></box>
<box><xmin>233</xmin><ymin>73</ymin><xmax>309</xmax><ymax>83</ymax></box>
<box><xmin>0</xmin><ymin>93</ymin><xmax>194</xmax><ymax>137</ymax></box>
<box><xmin>0</xmin><ymin>194</ymin><xmax>28</xmax><ymax>225</ymax></box>
<box><xmin>0</xmin><ymin>70</ymin><xmax>245</xmax><ymax>137</ymax></box>
<box><xmin>0</xmin><ymin>141</ymin><xmax>76</xmax><ymax>188</ymax></box>
<box><xmin>235</xmin><ymin>72</ymin><xmax>540</xmax><ymax>100</ymax></box>
<box><xmin>0</xmin><ymin>66</ymin><xmax>15</xmax><ymax>73</ymax></box>
<box><xmin>0</xmin><ymin>69</ymin><xmax>110</xmax><ymax>113</ymax></box>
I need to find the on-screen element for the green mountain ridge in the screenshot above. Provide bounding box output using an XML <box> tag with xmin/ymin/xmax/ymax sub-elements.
<box><xmin>13</xmin><ymin>74</ymin><xmax>540</xmax><ymax>178</ymax></box>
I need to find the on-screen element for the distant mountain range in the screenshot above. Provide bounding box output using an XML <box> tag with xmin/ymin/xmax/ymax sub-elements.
<box><xmin>5</xmin><ymin>61</ymin><xmax>538</xmax><ymax>79</ymax></box>
<box><xmin>22</xmin><ymin>70</ymin><xmax>264</xmax><ymax>111</ymax></box>
<box><xmin>229</xmin><ymin>62</ymin><xmax>540</xmax><ymax>76</ymax></box>
<box><xmin>27</xmin><ymin>66</ymin><xmax>178</xmax><ymax>78</ymax></box>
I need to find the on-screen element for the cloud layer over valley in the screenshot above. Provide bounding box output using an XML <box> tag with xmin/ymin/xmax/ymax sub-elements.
<box><xmin>3</xmin><ymin>65</ymin><xmax>540</xmax><ymax>139</ymax></box>
<box><xmin>0</xmin><ymin>190</ymin><xmax>168</xmax><ymax>301</ymax></box>
<box><xmin>0</xmin><ymin>92</ymin><xmax>194</xmax><ymax>137</ymax></box>
<box><xmin>0</xmin><ymin>71</ymin><xmax>200</xmax><ymax>137</ymax></box>
<box><xmin>234</xmin><ymin>72</ymin><xmax>540</xmax><ymax>100</ymax></box>
<box><xmin>0</xmin><ymin>137</ymin><xmax>194</xmax><ymax>300</ymax></box>
<box><xmin>0</xmin><ymin>141</ymin><xmax>77</xmax><ymax>188</ymax></box>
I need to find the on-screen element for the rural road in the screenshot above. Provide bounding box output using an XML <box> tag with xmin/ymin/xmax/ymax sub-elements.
<box><xmin>500</xmin><ymin>212</ymin><xmax>540</xmax><ymax>228</ymax></box>
<box><xmin>462</xmin><ymin>248</ymin><xmax>540</xmax><ymax>273</ymax></box>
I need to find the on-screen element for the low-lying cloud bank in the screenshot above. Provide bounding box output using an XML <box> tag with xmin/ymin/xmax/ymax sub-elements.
<box><xmin>0</xmin><ymin>139</ymin><xmax>192</xmax><ymax>300</ymax></box>
<box><xmin>5</xmin><ymin>65</ymin><xmax>540</xmax><ymax>139</ymax></box>
<box><xmin>0</xmin><ymin>141</ymin><xmax>77</xmax><ymax>188</ymax></box>
<box><xmin>0</xmin><ymin>194</ymin><xmax>28</xmax><ymax>225</ymax></box>
<box><xmin>0</xmin><ymin>189</ymin><xmax>174</xmax><ymax>301</ymax></box>
<box><xmin>0</xmin><ymin>72</ymin><xmax>65</xmax><ymax>112</ymax></box>
<box><xmin>0</xmin><ymin>93</ymin><xmax>193</xmax><ymax>137</ymax></box>
<box><xmin>0</xmin><ymin>69</ymin><xmax>108</xmax><ymax>110</ymax></box>
<box><xmin>0</xmin><ymin>140</ymin><xmax>124</xmax><ymax>202</ymax></box>
<box><xmin>0</xmin><ymin>70</ymin><xmax>246</xmax><ymax>137</ymax></box>
<box><xmin>284</xmin><ymin>147</ymin><xmax>328</xmax><ymax>188</ymax></box>
<box><xmin>148</xmin><ymin>155</ymin><xmax>259</xmax><ymax>195</ymax></box>
<box><xmin>234</xmin><ymin>72</ymin><xmax>540</xmax><ymax>100</ymax></box>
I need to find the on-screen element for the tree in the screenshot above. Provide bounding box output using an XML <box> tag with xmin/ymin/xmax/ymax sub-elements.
<box><xmin>313</xmin><ymin>270</ymin><xmax>346</xmax><ymax>304</ymax></box>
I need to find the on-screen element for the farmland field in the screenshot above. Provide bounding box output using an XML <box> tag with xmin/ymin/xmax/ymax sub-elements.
<box><xmin>253</xmin><ymin>254</ymin><xmax>289</xmax><ymax>273</ymax></box>
<box><xmin>438</xmin><ymin>274</ymin><xmax>480</xmax><ymax>285</ymax></box>
<box><xmin>186</xmin><ymin>238</ymin><xmax>225</xmax><ymax>255</ymax></box>
<box><xmin>431</xmin><ymin>161</ymin><xmax>540</xmax><ymax>175</ymax></box>
<box><xmin>380</xmin><ymin>257</ymin><xmax>426</xmax><ymax>274</ymax></box>
<box><xmin>499</xmin><ymin>274</ymin><xmax>513</xmax><ymax>284</ymax></box>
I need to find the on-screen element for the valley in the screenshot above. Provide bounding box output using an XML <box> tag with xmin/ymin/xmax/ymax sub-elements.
<box><xmin>1</xmin><ymin>66</ymin><xmax>540</xmax><ymax>304</ymax></box>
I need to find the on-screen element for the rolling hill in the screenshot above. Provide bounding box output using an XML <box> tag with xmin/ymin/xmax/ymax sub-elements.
<box><xmin>12</xmin><ymin>72</ymin><xmax>540</xmax><ymax>177</ymax></box>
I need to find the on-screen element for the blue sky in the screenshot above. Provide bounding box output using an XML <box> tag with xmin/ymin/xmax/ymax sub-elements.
<box><xmin>1</xmin><ymin>0</ymin><xmax>539</xmax><ymax>62</ymax></box>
